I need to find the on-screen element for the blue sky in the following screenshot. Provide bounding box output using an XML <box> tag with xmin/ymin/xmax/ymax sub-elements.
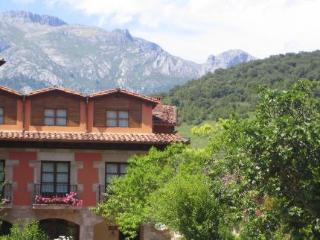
<box><xmin>1</xmin><ymin>0</ymin><xmax>320</xmax><ymax>63</ymax></box>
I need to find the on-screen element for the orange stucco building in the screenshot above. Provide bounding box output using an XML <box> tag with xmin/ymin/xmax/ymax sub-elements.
<box><xmin>0</xmin><ymin>85</ymin><xmax>186</xmax><ymax>240</ymax></box>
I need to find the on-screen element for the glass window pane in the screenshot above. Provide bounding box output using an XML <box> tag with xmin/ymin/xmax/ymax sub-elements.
<box><xmin>107</xmin><ymin>119</ymin><xmax>117</xmax><ymax>127</ymax></box>
<box><xmin>44</xmin><ymin>109</ymin><xmax>55</xmax><ymax>117</ymax></box>
<box><xmin>57</xmin><ymin>163</ymin><xmax>69</xmax><ymax>173</ymax></box>
<box><xmin>0</xmin><ymin>162</ymin><xmax>4</xmax><ymax>172</ymax></box>
<box><xmin>42</xmin><ymin>163</ymin><xmax>54</xmax><ymax>172</ymax></box>
<box><xmin>0</xmin><ymin>116</ymin><xmax>3</xmax><ymax>124</ymax></box>
<box><xmin>120</xmin><ymin>164</ymin><xmax>128</xmax><ymax>174</ymax></box>
<box><xmin>56</xmin><ymin>109</ymin><xmax>67</xmax><ymax>117</ymax></box>
<box><xmin>0</xmin><ymin>108</ymin><xmax>3</xmax><ymax>115</ymax></box>
<box><xmin>119</xmin><ymin>111</ymin><xmax>128</xmax><ymax>119</ymax></box>
<box><xmin>42</xmin><ymin>173</ymin><xmax>54</xmax><ymax>182</ymax></box>
<box><xmin>56</xmin><ymin>184</ymin><xmax>68</xmax><ymax>193</ymax></box>
<box><xmin>44</xmin><ymin>117</ymin><xmax>55</xmax><ymax>126</ymax></box>
<box><xmin>106</xmin><ymin>164</ymin><xmax>118</xmax><ymax>174</ymax></box>
<box><xmin>56</xmin><ymin>173</ymin><xmax>68</xmax><ymax>183</ymax></box>
<box><xmin>119</xmin><ymin>119</ymin><xmax>128</xmax><ymax>127</ymax></box>
<box><xmin>107</xmin><ymin>111</ymin><xmax>117</xmax><ymax>119</ymax></box>
<box><xmin>42</xmin><ymin>183</ymin><xmax>54</xmax><ymax>193</ymax></box>
<box><xmin>56</xmin><ymin>117</ymin><xmax>67</xmax><ymax>126</ymax></box>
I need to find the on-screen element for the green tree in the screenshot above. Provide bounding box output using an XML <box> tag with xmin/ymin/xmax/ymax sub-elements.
<box><xmin>95</xmin><ymin>144</ymin><xmax>236</xmax><ymax>239</ymax></box>
<box><xmin>149</xmin><ymin>172</ymin><xmax>233</xmax><ymax>240</ymax></box>
<box><xmin>0</xmin><ymin>221</ymin><xmax>49</xmax><ymax>240</ymax></box>
<box><xmin>210</xmin><ymin>80</ymin><xmax>320</xmax><ymax>239</ymax></box>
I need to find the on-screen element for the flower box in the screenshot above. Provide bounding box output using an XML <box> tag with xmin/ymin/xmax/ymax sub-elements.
<box><xmin>34</xmin><ymin>192</ymin><xmax>83</xmax><ymax>207</ymax></box>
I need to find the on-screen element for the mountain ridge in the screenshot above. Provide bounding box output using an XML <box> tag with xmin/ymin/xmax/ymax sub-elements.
<box><xmin>2</xmin><ymin>10</ymin><xmax>67</xmax><ymax>26</ymax></box>
<box><xmin>163</xmin><ymin>50</ymin><xmax>320</xmax><ymax>124</ymax></box>
<box><xmin>0</xmin><ymin>10</ymin><xmax>255</xmax><ymax>94</ymax></box>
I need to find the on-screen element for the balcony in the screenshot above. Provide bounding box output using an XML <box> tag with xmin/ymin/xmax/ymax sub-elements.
<box><xmin>33</xmin><ymin>183</ymin><xmax>82</xmax><ymax>209</ymax></box>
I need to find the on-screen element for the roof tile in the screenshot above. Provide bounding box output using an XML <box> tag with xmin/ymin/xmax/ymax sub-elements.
<box><xmin>0</xmin><ymin>131</ymin><xmax>187</xmax><ymax>145</ymax></box>
<box><xmin>152</xmin><ymin>104</ymin><xmax>177</xmax><ymax>125</ymax></box>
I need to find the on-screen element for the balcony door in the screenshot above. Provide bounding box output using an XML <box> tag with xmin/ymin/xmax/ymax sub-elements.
<box><xmin>41</xmin><ymin>161</ymin><xmax>70</xmax><ymax>196</ymax></box>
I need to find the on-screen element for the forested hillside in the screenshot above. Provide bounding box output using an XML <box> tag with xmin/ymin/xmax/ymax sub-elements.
<box><xmin>164</xmin><ymin>51</ymin><xmax>320</xmax><ymax>124</ymax></box>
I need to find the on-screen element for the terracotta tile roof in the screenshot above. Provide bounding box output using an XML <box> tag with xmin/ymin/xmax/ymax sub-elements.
<box><xmin>0</xmin><ymin>131</ymin><xmax>187</xmax><ymax>144</ymax></box>
<box><xmin>153</xmin><ymin>104</ymin><xmax>177</xmax><ymax>125</ymax></box>
<box><xmin>0</xmin><ymin>85</ymin><xmax>22</xmax><ymax>96</ymax></box>
<box><xmin>27</xmin><ymin>87</ymin><xmax>84</xmax><ymax>98</ymax></box>
<box><xmin>89</xmin><ymin>88</ymin><xmax>160</xmax><ymax>105</ymax></box>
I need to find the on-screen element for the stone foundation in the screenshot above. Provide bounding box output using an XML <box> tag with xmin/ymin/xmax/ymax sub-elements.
<box><xmin>1</xmin><ymin>206</ymin><xmax>171</xmax><ymax>240</ymax></box>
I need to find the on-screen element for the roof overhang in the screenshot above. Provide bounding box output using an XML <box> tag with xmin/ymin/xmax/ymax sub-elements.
<box><xmin>27</xmin><ymin>87</ymin><xmax>84</xmax><ymax>98</ymax></box>
<box><xmin>0</xmin><ymin>131</ymin><xmax>188</xmax><ymax>145</ymax></box>
<box><xmin>0</xmin><ymin>85</ymin><xmax>22</xmax><ymax>97</ymax></box>
<box><xmin>89</xmin><ymin>88</ymin><xmax>160</xmax><ymax>106</ymax></box>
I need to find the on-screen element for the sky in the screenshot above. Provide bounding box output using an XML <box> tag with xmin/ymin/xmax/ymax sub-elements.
<box><xmin>1</xmin><ymin>0</ymin><xmax>320</xmax><ymax>63</ymax></box>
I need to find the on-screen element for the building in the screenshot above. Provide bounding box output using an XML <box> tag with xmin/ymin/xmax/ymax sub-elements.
<box><xmin>0</xmin><ymin>85</ymin><xmax>187</xmax><ymax>240</ymax></box>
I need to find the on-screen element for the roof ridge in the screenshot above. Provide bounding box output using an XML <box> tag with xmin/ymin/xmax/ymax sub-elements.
<box><xmin>89</xmin><ymin>88</ymin><xmax>160</xmax><ymax>104</ymax></box>
<box><xmin>0</xmin><ymin>85</ymin><xmax>22</xmax><ymax>96</ymax></box>
<box><xmin>27</xmin><ymin>86</ymin><xmax>83</xmax><ymax>97</ymax></box>
<box><xmin>0</xmin><ymin>85</ymin><xmax>163</xmax><ymax>104</ymax></box>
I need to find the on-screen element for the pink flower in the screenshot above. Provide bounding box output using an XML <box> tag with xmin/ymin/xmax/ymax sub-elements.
<box><xmin>34</xmin><ymin>192</ymin><xmax>82</xmax><ymax>207</ymax></box>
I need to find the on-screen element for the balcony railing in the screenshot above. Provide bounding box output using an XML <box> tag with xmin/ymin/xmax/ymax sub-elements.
<box><xmin>1</xmin><ymin>183</ymin><xmax>12</xmax><ymax>204</ymax></box>
<box><xmin>33</xmin><ymin>183</ymin><xmax>78</xmax><ymax>204</ymax></box>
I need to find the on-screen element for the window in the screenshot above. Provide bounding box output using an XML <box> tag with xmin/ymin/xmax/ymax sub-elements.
<box><xmin>41</xmin><ymin>162</ymin><xmax>70</xmax><ymax>196</ymax></box>
<box><xmin>105</xmin><ymin>163</ymin><xmax>128</xmax><ymax>186</ymax></box>
<box><xmin>0</xmin><ymin>108</ymin><xmax>4</xmax><ymax>124</ymax></box>
<box><xmin>106</xmin><ymin>110</ymin><xmax>129</xmax><ymax>127</ymax></box>
<box><xmin>44</xmin><ymin>109</ymin><xmax>67</xmax><ymax>126</ymax></box>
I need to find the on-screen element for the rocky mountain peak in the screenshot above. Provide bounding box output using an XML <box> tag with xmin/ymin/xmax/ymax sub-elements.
<box><xmin>201</xmin><ymin>49</ymin><xmax>255</xmax><ymax>75</ymax></box>
<box><xmin>111</xmin><ymin>28</ymin><xmax>134</xmax><ymax>43</ymax></box>
<box><xmin>216</xmin><ymin>49</ymin><xmax>255</xmax><ymax>65</ymax></box>
<box><xmin>1</xmin><ymin>11</ymin><xmax>67</xmax><ymax>27</ymax></box>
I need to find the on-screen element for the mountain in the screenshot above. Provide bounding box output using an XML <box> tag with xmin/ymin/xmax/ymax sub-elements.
<box><xmin>163</xmin><ymin>51</ymin><xmax>320</xmax><ymax>124</ymax></box>
<box><xmin>201</xmin><ymin>49</ymin><xmax>255</xmax><ymax>75</ymax></box>
<box><xmin>0</xmin><ymin>11</ymin><xmax>254</xmax><ymax>94</ymax></box>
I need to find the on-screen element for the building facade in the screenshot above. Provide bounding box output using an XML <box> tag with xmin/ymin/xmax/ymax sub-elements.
<box><xmin>0</xmin><ymin>86</ymin><xmax>186</xmax><ymax>240</ymax></box>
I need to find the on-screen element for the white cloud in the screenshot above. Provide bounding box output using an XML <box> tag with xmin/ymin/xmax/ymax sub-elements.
<box><xmin>12</xmin><ymin>0</ymin><xmax>35</xmax><ymax>4</ymax></box>
<box><xmin>45</xmin><ymin>0</ymin><xmax>320</xmax><ymax>62</ymax></box>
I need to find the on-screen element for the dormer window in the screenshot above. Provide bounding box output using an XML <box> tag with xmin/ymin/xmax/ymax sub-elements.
<box><xmin>0</xmin><ymin>107</ymin><xmax>3</xmax><ymax>124</ymax></box>
<box><xmin>106</xmin><ymin>110</ymin><xmax>129</xmax><ymax>127</ymax></box>
<box><xmin>44</xmin><ymin>109</ymin><xmax>67</xmax><ymax>126</ymax></box>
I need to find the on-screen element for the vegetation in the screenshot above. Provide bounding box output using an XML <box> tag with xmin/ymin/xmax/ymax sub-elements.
<box><xmin>0</xmin><ymin>221</ymin><xmax>49</xmax><ymax>240</ymax></box>
<box><xmin>96</xmin><ymin>80</ymin><xmax>320</xmax><ymax>239</ymax></box>
<box><xmin>176</xmin><ymin>123</ymin><xmax>209</xmax><ymax>148</ymax></box>
<box><xmin>164</xmin><ymin>51</ymin><xmax>320</xmax><ymax>124</ymax></box>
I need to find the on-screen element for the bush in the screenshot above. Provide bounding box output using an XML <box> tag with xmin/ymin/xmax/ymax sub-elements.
<box><xmin>0</xmin><ymin>221</ymin><xmax>49</xmax><ymax>240</ymax></box>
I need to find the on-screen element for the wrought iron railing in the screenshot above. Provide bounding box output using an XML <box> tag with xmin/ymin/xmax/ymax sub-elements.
<box><xmin>1</xmin><ymin>183</ymin><xmax>12</xmax><ymax>203</ymax></box>
<box><xmin>33</xmin><ymin>183</ymin><xmax>78</xmax><ymax>203</ymax></box>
